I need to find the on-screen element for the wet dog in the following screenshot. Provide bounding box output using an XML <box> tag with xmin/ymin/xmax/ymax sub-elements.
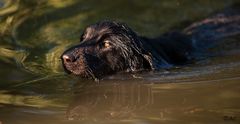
<box><xmin>61</xmin><ymin>8</ymin><xmax>240</xmax><ymax>79</ymax></box>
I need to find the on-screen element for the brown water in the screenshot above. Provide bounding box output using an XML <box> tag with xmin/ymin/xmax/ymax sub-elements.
<box><xmin>0</xmin><ymin>0</ymin><xmax>240</xmax><ymax>124</ymax></box>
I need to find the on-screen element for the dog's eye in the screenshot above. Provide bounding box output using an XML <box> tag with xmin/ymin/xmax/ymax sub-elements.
<box><xmin>103</xmin><ymin>40</ymin><xmax>111</xmax><ymax>48</ymax></box>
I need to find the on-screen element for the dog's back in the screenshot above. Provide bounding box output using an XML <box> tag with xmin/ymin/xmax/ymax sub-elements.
<box><xmin>183</xmin><ymin>4</ymin><xmax>240</xmax><ymax>49</ymax></box>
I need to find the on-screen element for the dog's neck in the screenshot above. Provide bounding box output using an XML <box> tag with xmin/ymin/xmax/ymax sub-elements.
<box><xmin>139</xmin><ymin>32</ymin><xmax>194</xmax><ymax>70</ymax></box>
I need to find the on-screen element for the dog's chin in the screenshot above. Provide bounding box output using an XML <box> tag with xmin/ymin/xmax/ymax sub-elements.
<box><xmin>62</xmin><ymin>65</ymin><xmax>85</xmax><ymax>76</ymax></box>
<box><xmin>62</xmin><ymin>63</ymin><xmax>105</xmax><ymax>79</ymax></box>
<box><xmin>62</xmin><ymin>64</ymin><xmax>72</xmax><ymax>74</ymax></box>
<box><xmin>68</xmin><ymin>69</ymin><xmax>89</xmax><ymax>77</ymax></box>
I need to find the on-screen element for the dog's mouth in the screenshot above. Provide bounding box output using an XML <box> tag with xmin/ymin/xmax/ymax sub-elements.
<box><xmin>62</xmin><ymin>62</ymin><xmax>90</xmax><ymax>77</ymax></box>
<box><xmin>61</xmin><ymin>55</ymin><xmax>103</xmax><ymax>79</ymax></box>
<box><xmin>61</xmin><ymin>54</ymin><xmax>86</xmax><ymax>76</ymax></box>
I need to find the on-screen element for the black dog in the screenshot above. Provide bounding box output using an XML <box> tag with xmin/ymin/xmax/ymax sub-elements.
<box><xmin>61</xmin><ymin>7</ymin><xmax>240</xmax><ymax>79</ymax></box>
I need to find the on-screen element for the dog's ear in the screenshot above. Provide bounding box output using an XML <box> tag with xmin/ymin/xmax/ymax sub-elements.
<box><xmin>80</xmin><ymin>26</ymin><xmax>96</xmax><ymax>42</ymax></box>
<box><xmin>80</xmin><ymin>32</ymin><xmax>85</xmax><ymax>42</ymax></box>
<box><xmin>141</xmin><ymin>52</ymin><xmax>154</xmax><ymax>70</ymax></box>
<box><xmin>80</xmin><ymin>27</ymin><xmax>90</xmax><ymax>42</ymax></box>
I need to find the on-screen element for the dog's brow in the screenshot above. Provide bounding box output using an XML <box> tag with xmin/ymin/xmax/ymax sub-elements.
<box><xmin>80</xmin><ymin>37</ymin><xmax>98</xmax><ymax>46</ymax></box>
<box><xmin>96</xmin><ymin>33</ymin><xmax>114</xmax><ymax>44</ymax></box>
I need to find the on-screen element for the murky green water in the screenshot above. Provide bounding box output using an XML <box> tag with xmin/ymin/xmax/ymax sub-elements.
<box><xmin>0</xmin><ymin>0</ymin><xmax>240</xmax><ymax>124</ymax></box>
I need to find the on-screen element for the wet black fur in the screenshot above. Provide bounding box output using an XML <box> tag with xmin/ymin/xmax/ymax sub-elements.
<box><xmin>61</xmin><ymin>21</ymin><xmax>194</xmax><ymax>79</ymax></box>
<box><xmin>61</xmin><ymin>6</ymin><xmax>240</xmax><ymax>79</ymax></box>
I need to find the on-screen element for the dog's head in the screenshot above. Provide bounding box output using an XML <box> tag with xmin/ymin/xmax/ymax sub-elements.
<box><xmin>61</xmin><ymin>21</ymin><xmax>153</xmax><ymax>79</ymax></box>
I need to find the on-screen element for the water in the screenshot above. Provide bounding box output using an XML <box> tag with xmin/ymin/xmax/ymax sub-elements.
<box><xmin>0</xmin><ymin>0</ymin><xmax>240</xmax><ymax>124</ymax></box>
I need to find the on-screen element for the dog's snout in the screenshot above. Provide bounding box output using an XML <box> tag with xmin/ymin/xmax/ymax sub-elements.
<box><xmin>62</xmin><ymin>54</ymin><xmax>75</xmax><ymax>63</ymax></box>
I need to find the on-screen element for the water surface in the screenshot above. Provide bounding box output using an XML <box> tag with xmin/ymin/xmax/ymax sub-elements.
<box><xmin>0</xmin><ymin>0</ymin><xmax>240</xmax><ymax>124</ymax></box>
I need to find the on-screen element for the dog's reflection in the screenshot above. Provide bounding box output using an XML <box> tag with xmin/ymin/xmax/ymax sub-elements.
<box><xmin>66</xmin><ymin>81</ymin><xmax>154</xmax><ymax>121</ymax></box>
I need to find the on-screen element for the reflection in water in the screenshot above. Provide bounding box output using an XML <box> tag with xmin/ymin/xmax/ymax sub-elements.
<box><xmin>67</xmin><ymin>82</ymin><xmax>154</xmax><ymax>121</ymax></box>
<box><xmin>0</xmin><ymin>0</ymin><xmax>19</xmax><ymax>16</ymax></box>
<box><xmin>0</xmin><ymin>47</ymin><xmax>28</xmax><ymax>67</ymax></box>
<box><xmin>0</xmin><ymin>0</ymin><xmax>240</xmax><ymax>124</ymax></box>
<box><xmin>0</xmin><ymin>92</ymin><xmax>65</xmax><ymax>108</ymax></box>
<box><xmin>67</xmin><ymin>80</ymin><xmax>240</xmax><ymax>123</ymax></box>
<box><xmin>0</xmin><ymin>1</ymin><xmax>3</xmax><ymax>8</ymax></box>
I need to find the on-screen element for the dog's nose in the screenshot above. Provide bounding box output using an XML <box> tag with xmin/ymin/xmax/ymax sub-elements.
<box><xmin>62</xmin><ymin>54</ymin><xmax>74</xmax><ymax>63</ymax></box>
